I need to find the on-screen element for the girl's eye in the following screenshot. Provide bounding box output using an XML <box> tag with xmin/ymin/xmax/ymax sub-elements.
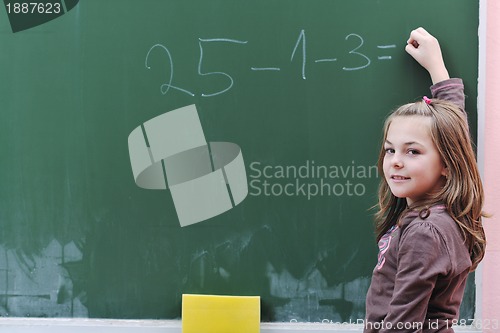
<box><xmin>384</xmin><ymin>148</ymin><xmax>395</xmax><ymax>154</ymax></box>
<box><xmin>408</xmin><ymin>149</ymin><xmax>420</xmax><ymax>155</ymax></box>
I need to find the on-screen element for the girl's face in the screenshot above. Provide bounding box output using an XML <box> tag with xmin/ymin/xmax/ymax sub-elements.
<box><xmin>383</xmin><ymin>116</ymin><xmax>447</xmax><ymax>206</ymax></box>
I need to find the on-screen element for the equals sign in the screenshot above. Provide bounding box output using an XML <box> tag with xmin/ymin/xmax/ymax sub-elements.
<box><xmin>377</xmin><ymin>44</ymin><xmax>396</xmax><ymax>60</ymax></box>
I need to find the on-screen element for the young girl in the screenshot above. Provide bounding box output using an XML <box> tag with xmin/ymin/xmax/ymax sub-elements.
<box><xmin>364</xmin><ymin>28</ymin><xmax>487</xmax><ymax>332</ymax></box>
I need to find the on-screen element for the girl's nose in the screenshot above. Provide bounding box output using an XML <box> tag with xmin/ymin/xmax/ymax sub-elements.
<box><xmin>391</xmin><ymin>154</ymin><xmax>403</xmax><ymax>168</ymax></box>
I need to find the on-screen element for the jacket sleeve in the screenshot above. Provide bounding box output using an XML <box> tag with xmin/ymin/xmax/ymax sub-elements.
<box><xmin>380</xmin><ymin>222</ymin><xmax>451</xmax><ymax>333</ymax></box>
<box><xmin>430</xmin><ymin>78</ymin><xmax>465</xmax><ymax>112</ymax></box>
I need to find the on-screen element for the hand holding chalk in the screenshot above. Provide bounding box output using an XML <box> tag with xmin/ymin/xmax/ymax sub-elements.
<box><xmin>405</xmin><ymin>27</ymin><xmax>450</xmax><ymax>84</ymax></box>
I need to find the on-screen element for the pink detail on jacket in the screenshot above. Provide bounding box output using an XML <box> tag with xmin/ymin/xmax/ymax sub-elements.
<box><xmin>376</xmin><ymin>225</ymin><xmax>398</xmax><ymax>270</ymax></box>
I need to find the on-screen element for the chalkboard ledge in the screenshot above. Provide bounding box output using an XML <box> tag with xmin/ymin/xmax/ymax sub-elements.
<box><xmin>0</xmin><ymin>318</ymin><xmax>483</xmax><ymax>333</ymax></box>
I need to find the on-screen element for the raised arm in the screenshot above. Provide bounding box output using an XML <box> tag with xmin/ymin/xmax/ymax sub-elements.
<box><xmin>406</xmin><ymin>27</ymin><xmax>465</xmax><ymax>112</ymax></box>
<box><xmin>405</xmin><ymin>27</ymin><xmax>450</xmax><ymax>85</ymax></box>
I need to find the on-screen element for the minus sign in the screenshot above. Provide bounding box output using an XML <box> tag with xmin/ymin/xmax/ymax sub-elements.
<box><xmin>315</xmin><ymin>59</ymin><xmax>337</xmax><ymax>63</ymax></box>
<box><xmin>251</xmin><ymin>67</ymin><xmax>281</xmax><ymax>71</ymax></box>
<box><xmin>378</xmin><ymin>56</ymin><xmax>392</xmax><ymax>60</ymax></box>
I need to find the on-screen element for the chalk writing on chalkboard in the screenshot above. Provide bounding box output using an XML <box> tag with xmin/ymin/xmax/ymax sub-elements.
<box><xmin>145</xmin><ymin>30</ymin><xmax>398</xmax><ymax>97</ymax></box>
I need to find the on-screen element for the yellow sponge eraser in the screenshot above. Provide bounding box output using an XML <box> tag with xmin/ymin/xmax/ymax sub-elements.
<box><xmin>182</xmin><ymin>294</ymin><xmax>260</xmax><ymax>333</ymax></box>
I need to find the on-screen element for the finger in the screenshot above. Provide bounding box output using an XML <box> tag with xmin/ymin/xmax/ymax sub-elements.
<box><xmin>408</xmin><ymin>28</ymin><xmax>426</xmax><ymax>44</ymax></box>
<box><xmin>405</xmin><ymin>43</ymin><xmax>418</xmax><ymax>56</ymax></box>
<box><xmin>406</xmin><ymin>33</ymin><xmax>420</xmax><ymax>49</ymax></box>
<box><xmin>407</xmin><ymin>33</ymin><xmax>419</xmax><ymax>48</ymax></box>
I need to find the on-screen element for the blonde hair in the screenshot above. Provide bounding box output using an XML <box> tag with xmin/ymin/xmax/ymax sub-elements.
<box><xmin>375</xmin><ymin>98</ymin><xmax>486</xmax><ymax>271</ymax></box>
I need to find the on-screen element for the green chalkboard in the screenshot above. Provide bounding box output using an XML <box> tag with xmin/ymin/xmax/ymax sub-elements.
<box><xmin>0</xmin><ymin>0</ymin><xmax>479</xmax><ymax>322</ymax></box>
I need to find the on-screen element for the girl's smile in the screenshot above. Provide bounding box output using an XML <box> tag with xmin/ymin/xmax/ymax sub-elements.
<box><xmin>389</xmin><ymin>175</ymin><xmax>411</xmax><ymax>182</ymax></box>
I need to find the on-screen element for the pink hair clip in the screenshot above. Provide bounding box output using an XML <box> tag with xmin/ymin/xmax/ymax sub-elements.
<box><xmin>423</xmin><ymin>96</ymin><xmax>432</xmax><ymax>105</ymax></box>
